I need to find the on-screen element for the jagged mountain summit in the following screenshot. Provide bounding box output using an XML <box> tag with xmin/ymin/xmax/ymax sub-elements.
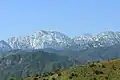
<box><xmin>7</xmin><ymin>30</ymin><xmax>73</xmax><ymax>50</ymax></box>
<box><xmin>0</xmin><ymin>30</ymin><xmax>120</xmax><ymax>52</ymax></box>
<box><xmin>73</xmin><ymin>31</ymin><xmax>120</xmax><ymax>50</ymax></box>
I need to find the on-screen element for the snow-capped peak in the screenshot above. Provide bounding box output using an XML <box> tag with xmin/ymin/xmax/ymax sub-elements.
<box><xmin>72</xmin><ymin>31</ymin><xmax>120</xmax><ymax>50</ymax></box>
<box><xmin>7</xmin><ymin>30</ymin><xmax>73</xmax><ymax>50</ymax></box>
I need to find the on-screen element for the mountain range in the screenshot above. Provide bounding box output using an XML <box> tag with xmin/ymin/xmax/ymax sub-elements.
<box><xmin>1</xmin><ymin>30</ymin><xmax>120</xmax><ymax>80</ymax></box>
<box><xmin>1</xmin><ymin>30</ymin><xmax>120</xmax><ymax>53</ymax></box>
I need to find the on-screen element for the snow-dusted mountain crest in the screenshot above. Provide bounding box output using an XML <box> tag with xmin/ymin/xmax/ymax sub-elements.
<box><xmin>0</xmin><ymin>30</ymin><xmax>120</xmax><ymax>51</ymax></box>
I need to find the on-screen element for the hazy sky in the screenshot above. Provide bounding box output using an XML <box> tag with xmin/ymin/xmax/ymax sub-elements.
<box><xmin>0</xmin><ymin>0</ymin><xmax>120</xmax><ymax>40</ymax></box>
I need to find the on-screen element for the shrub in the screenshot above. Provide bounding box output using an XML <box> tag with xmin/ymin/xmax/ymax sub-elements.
<box><xmin>94</xmin><ymin>70</ymin><xmax>100</xmax><ymax>75</ymax></box>
<box><xmin>42</xmin><ymin>73</ymin><xmax>49</xmax><ymax>77</ymax></box>
<box><xmin>100</xmin><ymin>71</ymin><xmax>104</xmax><ymax>74</ymax></box>
<box><xmin>70</xmin><ymin>73</ymin><xmax>78</xmax><ymax>77</ymax></box>
<box><xmin>97</xmin><ymin>61</ymin><xmax>100</xmax><ymax>63</ymax></box>
<box><xmin>89</xmin><ymin>63</ymin><xmax>96</xmax><ymax>68</ymax></box>
<box><xmin>93</xmin><ymin>77</ymin><xmax>97</xmax><ymax>80</ymax></box>
<box><xmin>48</xmin><ymin>72</ymin><xmax>54</xmax><ymax>76</ymax></box>
<box><xmin>52</xmin><ymin>77</ymin><xmax>56</xmax><ymax>80</ymax></box>
<box><xmin>58</xmin><ymin>73</ymin><xmax>62</xmax><ymax>76</ymax></box>
<box><xmin>33</xmin><ymin>77</ymin><xmax>38</xmax><ymax>80</ymax></box>
<box><xmin>105</xmin><ymin>76</ymin><xmax>108</xmax><ymax>80</ymax></box>
<box><xmin>102</xmin><ymin>65</ymin><xmax>106</xmax><ymax>68</ymax></box>
<box><xmin>94</xmin><ymin>70</ymin><xmax>104</xmax><ymax>75</ymax></box>
<box><xmin>69</xmin><ymin>76</ymin><xmax>73</xmax><ymax>79</ymax></box>
<box><xmin>112</xmin><ymin>65</ymin><xmax>116</xmax><ymax>70</ymax></box>
<box><xmin>35</xmin><ymin>74</ymin><xmax>39</xmax><ymax>77</ymax></box>
<box><xmin>8</xmin><ymin>77</ymin><xmax>16</xmax><ymax>80</ymax></box>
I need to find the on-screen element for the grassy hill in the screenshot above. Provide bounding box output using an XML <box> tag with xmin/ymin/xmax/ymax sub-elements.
<box><xmin>24</xmin><ymin>59</ymin><xmax>120</xmax><ymax>80</ymax></box>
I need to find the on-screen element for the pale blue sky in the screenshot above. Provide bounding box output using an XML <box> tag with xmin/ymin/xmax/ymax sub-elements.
<box><xmin>0</xmin><ymin>0</ymin><xmax>120</xmax><ymax>40</ymax></box>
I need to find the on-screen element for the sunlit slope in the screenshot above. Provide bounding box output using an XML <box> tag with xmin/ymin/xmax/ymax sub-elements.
<box><xmin>25</xmin><ymin>59</ymin><xmax>120</xmax><ymax>80</ymax></box>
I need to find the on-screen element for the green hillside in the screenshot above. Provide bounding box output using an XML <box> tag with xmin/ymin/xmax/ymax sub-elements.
<box><xmin>24</xmin><ymin>59</ymin><xmax>120</xmax><ymax>80</ymax></box>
